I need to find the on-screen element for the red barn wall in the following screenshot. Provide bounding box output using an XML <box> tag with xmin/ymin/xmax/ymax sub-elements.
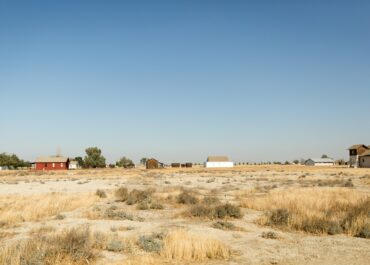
<box><xmin>35</xmin><ymin>162</ymin><xmax>68</xmax><ymax>170</ymax></box>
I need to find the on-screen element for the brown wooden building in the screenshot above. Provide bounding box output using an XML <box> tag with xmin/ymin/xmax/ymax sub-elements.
<box><xmin>146</xmin><ymin>158</ymin><xmax>164</xmax><ymax>169</ymax></box>
<box><xmin>348</xmin><ymin>144</ymin><xmax>370</xmax><ymax>168</ymax></box>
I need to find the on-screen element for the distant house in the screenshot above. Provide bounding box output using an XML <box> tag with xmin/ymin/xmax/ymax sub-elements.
<box><xmin>358</xmin><ymin>150</ymin><xmax>370</xmax><ymax>168</ymax></box>
<box><xmin>68</xmin><ymin>160</ymin><xmax>80</xmax><ymax>170</ymax></box>
<box><xmin>171</xmin><ymin>162</ymin><xmax>192</xmax><ymax>168</ymax></box>
<box><xmin>304</xmin><ymin>158</ymin><xmax>334</xmax><ymax>166</ymax></box>
<box><xmin>348</xmin><ymin>144</ymin><xmax>370</xmax><ymax>168</ymax></box>
<box><xmin>146</xmin><ymin>158</ymin><xmax>164</xmax><ymax>169</ymax></box>
<box><xmin>205</xmin><ymin>156</ymin><xmax>234</xmax><ymax>168</ymax></box>
<box><xmin>35</xmin><ymin>156</ymin><xmax>70</xmax><ymax>170</ymax></box>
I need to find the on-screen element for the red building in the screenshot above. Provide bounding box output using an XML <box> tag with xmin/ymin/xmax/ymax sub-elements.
<box><xmin>35</xmin><ymin>156</ymin><xmax>70</xmax><ymax>170</ymax></box>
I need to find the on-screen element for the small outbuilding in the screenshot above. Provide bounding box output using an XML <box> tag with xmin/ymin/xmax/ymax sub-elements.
<box><xmin>171</xmin><ymin>163</ymin><xmax>180</xmax><ymax>168</ymax></box>
<box><xmin>304</xmin><ymin>158</ymin><xmax>334</xmax><ymax>166</ymax></box>
<box><xmin>68</xmin><ymin>160</ymin><xmax>80</xmax><ymax>170</ymax></box>
<box><xmin>359</xmin><ymin>150</ymin><xmax>370</xmax><ymax>168</ymax></box>
<box><xmin>35</xmin><ymin>156</ymin><xmax>70</xmax><ymax>170</ymax></box>
<box><xmin>146</xmin><ymin>158</ymin><xmax>164</xmax><ymax>169</ymax></box>
<box><xmin>205</xmin><ymin>156</ymin><xmax>234</xmax><ymax>168</ymax></box>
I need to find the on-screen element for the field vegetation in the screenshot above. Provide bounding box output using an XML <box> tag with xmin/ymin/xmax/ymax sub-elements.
<box><xmin>0</xmin><ymin>165</ymin><xmax>369</xmax><ymax>264</ymax></box>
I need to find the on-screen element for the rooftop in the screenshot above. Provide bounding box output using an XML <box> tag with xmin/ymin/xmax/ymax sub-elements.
<box><xmin>35</xmin><ymin>156</ymin><xmax>69</xmax><ymax>163</ymax></box>
<box><xmin>207</xmin><ymin>156</ymin><xmax>230</xmax><ymax>162</ymax></box>
<box><xmin>307</xmin><ymin>158</ymin><xmax>334</xmax><ymax>163</ymax></box>
<box><xmin>359</xmin><ymin>150</ymin><xmax>370</xmax><ymax>157</ymax></box>
<box><xmin>348</xmin><ymin>144</ymin><xmax>369</xmax><ymax>150</ymax></box>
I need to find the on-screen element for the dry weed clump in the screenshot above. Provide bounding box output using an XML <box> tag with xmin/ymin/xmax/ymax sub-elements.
<box><xmin>188</xmin><ymin>203</ymin><xmax>243</xmax><ymax>219</ymax></box>
<box><xmin>202</xmin><ymin>196</ymin><xmax>220</xmax><ymax>205</ymax></box>
<box><xmin>115</xmin><ymin>187</ymin><xmax>156</xmax><ymax>205</ymax></box>
<box><xmin>240</xmin><ymin>187</ymin><xmax>369</xmax><ymax>237</ymax></box>
<box><xmin>212</xmin><ymin>221</ymin><xmax>238</xmax><ymax>231</ymax></box>
<box><xmin>95</xmin><ymin>189</ymin><xmax>107</xmax><ymax>198</ymax></box>
<box><xmin>176</xmin><ymin>191</ymin><xmax>199</xmax><ymax>204</ymax></box>
<box><xmin>138</xmin><ymin>233</ymin><xmax>165</xmax><ymax>253</ymax></box>
<box><xmin>115</xmin><ymin>187</ymin><xmax>129</xmax><ymax>201</ymax></box>
<box><xmin>160</xmin><ymin>229</ymin><xmax>230</xmax><ymax>261</ymax></box>
<box><xmin>261</xmin><ymin>231</ymin><xmax>279</xmax><ymax>239</ymax></box>
<box><xmin>0</xmin><ymin>226</ymin><xmax>95</xmax><ymax>265</ymax></box>
<box><xmin>0</xmin><ymin>192</ymin><xmax>99</xmax><ymax>227</ymax></box>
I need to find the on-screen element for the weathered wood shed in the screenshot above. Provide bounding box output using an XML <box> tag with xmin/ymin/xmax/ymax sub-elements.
<box><xmin>146</xmin><ymin>159</ymin><xmax>164</xmax><ymax>169</ymax></box>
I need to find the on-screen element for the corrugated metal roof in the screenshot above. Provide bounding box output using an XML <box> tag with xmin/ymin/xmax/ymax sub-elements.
<box><xmin>207</xmin><ymin>156</ymin><xmax>230</xmax><ymax>162</ymax></box>
<box><xmin>36</xmin><ymin>156</ymin><xmax>69</xmax><ymax>163</ymax></box>
<box><xmin>308</xmin><ymin>158</ymin><xmax>334</xmax><ymax>163</ymax></box>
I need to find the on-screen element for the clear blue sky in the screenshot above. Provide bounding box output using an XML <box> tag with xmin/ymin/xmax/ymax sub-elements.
<box><xmin>1</xmin><ymin>0</ymin><xmax>369</xmax><ymax>163</ymax></box>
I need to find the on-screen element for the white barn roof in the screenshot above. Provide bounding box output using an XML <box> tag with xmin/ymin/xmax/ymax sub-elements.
<box><xmin>308</xmin><ymin>158</ymin><xmax>334</xmax><ymax>163</ymax></box>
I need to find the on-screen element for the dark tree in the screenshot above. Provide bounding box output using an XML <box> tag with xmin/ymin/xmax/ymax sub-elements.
<box><xmin>140</xmin><ymin>157</ymin><xmax>149</xmax><ymax>165</ymax></box>
<box><xmin>116</xmin><ymin>156</ymin><xmax>135</xmax><ymax>168</ymax></box>
<box><xmin>84</xmin><ymin>147</ymin><xmax>106</xmax><ymax>168</ymax></box>
<box><xmin>74</xmin><ymin>157</ymin><xmax>85</xmax><ymax>168</ymax></box>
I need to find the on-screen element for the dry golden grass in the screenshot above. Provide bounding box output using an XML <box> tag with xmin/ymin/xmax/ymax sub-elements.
<box><xmin>160</xmin><ymin>229</ymin><xmax>231</xmax><ymax>261</ymax></box>
<box><xmin>240</xmin><ymin>187</ymin><xmax>370</xmax><ymax>236</ymax></box>
<box><xmin>0</xmin><ymin>226</ymin><xmax>95</xmax><ymax>265</ymax></box>
<box><xmin>122</xmin><ymin>255</ymin><xmax>160</xmax><ymax>265</ymax></box>
<box><xmin>1</xmin><ymin>164</ymin><xmax>369</xmax><ymax>182</ymax></box>
<box><xmin>0</xmin><ymin>192</ymin><xmax>99</xmax><ymax>227</ymax></box>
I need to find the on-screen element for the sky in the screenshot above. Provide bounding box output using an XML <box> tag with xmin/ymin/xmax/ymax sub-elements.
<box><xmin>0</xmin><ymin>0</ymin><xmax>369</xmax><ymax>164</ymax></box>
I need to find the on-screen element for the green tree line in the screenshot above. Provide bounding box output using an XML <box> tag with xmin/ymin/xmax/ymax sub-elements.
<box><xmin>0</xmin><ymin>153</ymin><xmax>30</xmax><ymax>168</ymax></box>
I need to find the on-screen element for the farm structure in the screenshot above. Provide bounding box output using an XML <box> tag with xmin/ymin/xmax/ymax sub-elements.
<box><xmin>358</xmin><ymin>150</ymin><xmax>370</xmax><ymax>168</ymax></box>
<box><xmin>68</xmin><ymin>160</ymin><xmax>80</xmax><ymax>170</ymax></box>
<box><xmin>348</xmin><ymin>144</ymin><xmax>370</xmax><ymax>168</ymax></box>
<box><xmin>171</xmin><ymin>163</ymin><xmax>192</xmax><ymax>168</ymax></box>
<box><xmin>304</xmin><ymin>158</ymin><xmax>334</xmax><ymax>166</ymax></box>
<box><xmin>35</xmin><ymin>156</ymin><xmax>70</xmax><ymax>170</ymax></box>
<box><xmin>146</xmin><ymin>158</ymin><xmax>164</xmax><ymax>169</ymax></box>
<box><xmin>205</xmin><ymin>156</ymin><xmax>234</xmax><ymax>168</ymax></box>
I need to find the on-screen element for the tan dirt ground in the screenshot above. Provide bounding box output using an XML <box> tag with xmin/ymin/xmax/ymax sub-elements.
<box><xmin>0</xmin><ymin>165</ymin><xmax>369</xmax><ymax>265</ymax></box>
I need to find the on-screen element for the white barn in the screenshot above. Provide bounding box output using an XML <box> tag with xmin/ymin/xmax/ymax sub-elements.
<box><xmin>205</xmin><ymin>156</ymin><xmax>234</xmax><ymax>168</ymax></box>
<box><xmin>305</xmin><ymin>158</ymin><xmax>334</xmax><ymax>166</ymax></box>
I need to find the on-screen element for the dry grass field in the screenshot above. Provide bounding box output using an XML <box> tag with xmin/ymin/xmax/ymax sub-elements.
<box><xmin>0</xmin><ymin>165</ymin><xmax>369</xmax><ymax>265</ymax></box>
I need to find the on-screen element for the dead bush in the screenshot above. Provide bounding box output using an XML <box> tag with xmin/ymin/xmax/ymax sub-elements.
<box><xmin>0</xmin><ymin>226</ymin><xmax>95</xmax><ymax>265</ymax></box>
<box><xmin>188</xmin><ymin>203</ymin><xmax>243</xmax><ymax>219</ymax></box>
<box><xmin>189</xmin><ymin>205</ymin><xmax>214</xmax><ymax>218</ymax></box>
<box><xmin>261</xmin><ymin>231</ymin><xmax>279</xmax><ymax>239</ymax></box>
<box><xmin>214</xmin><ymin>203</ymin><xmax>243</xmax><ymax>219</ymax></box>
<box><xmin>203</xmin><ymin>196</ymin><xmax>220</xmax><ymax>205</ymax></box>
<box><xmin>126</xmin><ymin>189</ymin><xmax>155</xmax><ymax>205</ymax></box>
<box><xmin>96</xmin><ymin>189</ymin><xmax>107</xmax><ymax>198</ymax></box>
<box><xmin>138</xmin><ymin>233</ymin><xmax>164</xmax><ymax>253</ymax></box>
<box><xmin>212</xmin><ymin>221</ymin><xmax>236</xmax><ymax>231</ymax></box>
<box><xmin>115</xmin><ymin>187</ymin><xmax>128</xmax><ymax>202</ymax></box>
<box><xmin>241</xmin><ymin>188</ymin><xmax>370</xmax><ymax>237</ymax></box>
<box><xmin>177</xmin><ymin>191</ymin><xmax>198</xmax><ymax>204</ymax></box>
